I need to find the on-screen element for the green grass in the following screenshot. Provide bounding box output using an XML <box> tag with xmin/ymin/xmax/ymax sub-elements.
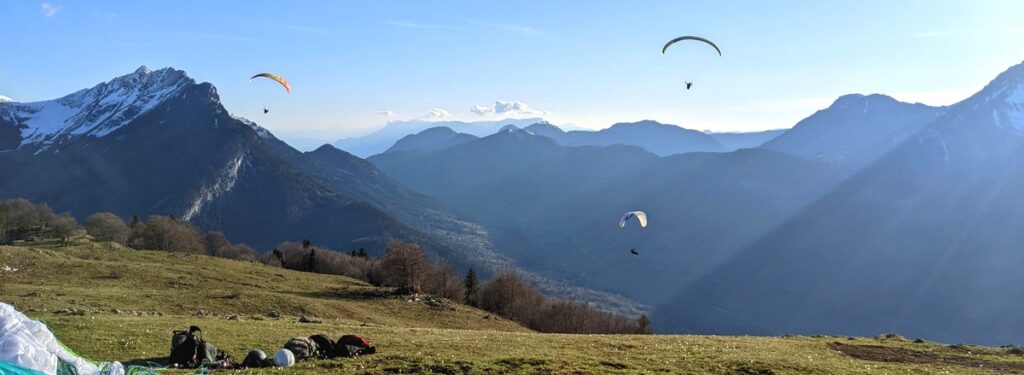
<box><xmin>3</xmin><ymin>240</ymin><xmax>1024</xmax><ymax>374</ymax></box>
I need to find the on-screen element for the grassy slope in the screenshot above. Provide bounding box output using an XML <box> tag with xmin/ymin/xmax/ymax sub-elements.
<box><xmin>2</xmin><ymin>240</ymin><xmax>1023</xmax><ymax>374</ymax></box>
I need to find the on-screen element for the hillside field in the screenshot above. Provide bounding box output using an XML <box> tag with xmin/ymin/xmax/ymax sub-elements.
<box><xmin>2</xmin><ymin>241</ymin><xmax>1023</xmax><ymax>374</ymax></box>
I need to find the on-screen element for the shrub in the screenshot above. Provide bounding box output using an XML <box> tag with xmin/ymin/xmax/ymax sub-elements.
<box><xmin>85</xmin><ymin>212</ymin><xmax>130</xmax><ymax>245</ymax></box>
<box><xmin>129</xmin><ymin>215</ymin><xmax>203</xmax><ymax>253</ymax></box>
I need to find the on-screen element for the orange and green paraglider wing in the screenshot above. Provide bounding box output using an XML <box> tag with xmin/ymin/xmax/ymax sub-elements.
<box><xmin>249</xmin><ymin>73</ymin><xmax>292</xmax><ymax>93</ymax></box>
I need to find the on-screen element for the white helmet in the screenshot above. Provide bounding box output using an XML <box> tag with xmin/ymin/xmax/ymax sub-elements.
<box><xmin>274</xmin><ymin>348</ymin><xmax>296</xmax><ymax>367</ymax></box>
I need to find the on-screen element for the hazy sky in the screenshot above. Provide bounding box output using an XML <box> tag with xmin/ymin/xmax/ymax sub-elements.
<box><xmin>2</xmin><ymin>0</ymin><xmax>1024</xmax><ymax>147</ymax></box>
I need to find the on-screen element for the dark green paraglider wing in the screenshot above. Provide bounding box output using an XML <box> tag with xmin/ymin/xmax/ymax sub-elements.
<box><xmin>662</xmin><ymin>36</ymin><xmax>721</xmax><ymax>56</ymax></box>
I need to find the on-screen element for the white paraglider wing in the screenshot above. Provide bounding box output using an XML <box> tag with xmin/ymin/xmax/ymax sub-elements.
<box><xmin>0</xmin><ymin>302</ymin><xmax>123</xmax><ymax>375</ymax></box>
<box><xmin>619</xmin><ymin>211</ymin><xmax>648</xmax><ymax>228</ymax></box>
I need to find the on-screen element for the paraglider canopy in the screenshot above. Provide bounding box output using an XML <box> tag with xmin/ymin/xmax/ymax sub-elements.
<box><xmin>249</xmin><ymin>73</ymin><xmax>292</xmax><ymax>94</ymax></box>
<box><xmin>662</xmin><ymin>36</ymin><xmax>722</xmax><ymax>56</ymax></box>
<box><xmin>619</xmin><ymin>211</ymin><xmax>648</xmax><ymax>228</ymax></box>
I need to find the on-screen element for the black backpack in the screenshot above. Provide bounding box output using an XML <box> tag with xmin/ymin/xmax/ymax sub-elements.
<box><xmin>169</xmin><ymin>326</ymin><xmax>223</xmax><ymax>368</ymax></box>
<box><xmin>308</xmin><ymin>334</ymin><xmax>336</xmax><ymax>359</ymax></box>
<box><xmin>241</xmin><ymin>349</ymin><xmax>272</xmax><ymax>368</ymax></box>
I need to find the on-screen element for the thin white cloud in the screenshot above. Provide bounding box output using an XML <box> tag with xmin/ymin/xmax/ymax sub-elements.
<box><xmin>423</xmin><ymin>108</ymin><xmax>451</xmax><ymax>119</ymax></box>
<box><xmin>41</xmin><ymin>3</ymin><xmax>61</xmax><ymax>18</ymax></box>
<box><xmin>377</xmin><ymin>110</ymin><xmax>394</xmax><ymax>116</ymax></box>
<box><xmin>470</xmin><ymin>105</ymin><xmax>492</xmax><ymax>116</ymax></box>
<box><xmin>471</xmin><ymin>100</ymin><xmax>547</xmax><ymax>117</ymax></box>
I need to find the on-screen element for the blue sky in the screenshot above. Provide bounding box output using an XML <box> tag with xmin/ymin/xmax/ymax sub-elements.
<box><xmin>2</xmin><ymin>0</ymin><xmax>1024</xmax><ymax>149</ymax></box>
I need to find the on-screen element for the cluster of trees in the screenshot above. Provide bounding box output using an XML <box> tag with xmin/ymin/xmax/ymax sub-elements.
<box><xmin>473</xmin><ymin>270</ymin><xmax>651</xmax><ymax>334</ymax></box>
<box><xmin>84</xmin><ymin>211</ymin><xmax>263</xmax><ymax>261</ymax></box>
<box><xmin>271</xmin><ymin>240</ymin><xmax>466</xmax><ymax>301</ymax></box>
<box><xmin>2</xmin><ymin>198</ymin><xmax>652</xmax><ymax>334</ymax></box>
<box><xmin>1</xmin><ymin>198</ymin><xmax>262</xmax><ymax>260</ymax></box>
<box><xmin>282</xmin><ymin>240</ymin><xmax>651</xmax><ymax>334</ymax></box>
<box><xmin>0</xmin><ymin>199</ymin><xmax>79</xmax><ymax>245</ymax></box>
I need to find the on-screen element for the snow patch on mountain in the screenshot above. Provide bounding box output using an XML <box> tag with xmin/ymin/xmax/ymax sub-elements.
<box><xmin>0</xmin><ymin>66</ymin><xmax>193</xmax><ymax>148</ymax></box>
<box><xmin>1004</xmin><ymin>84</ymin><xmax>1024</xmax><ymax>133</ymax></box>
<box><xmin>956</xmin><ymin>62</ymin><xmax>1024</xmax><ymax>134</ymax></box>
<box><xmin>231</xmin><ymin>114</ymin><xmax>272</xmax><ymax>139</ymax></box>
<box><xmin>0</xmin><ymin>96</ymin><xmax>13</xmax><ymax>103</ymax></box>
<box><xmin>182</xmin><ymin>152</ymin><xmax>246</xmax><ymax>221</ymax></box>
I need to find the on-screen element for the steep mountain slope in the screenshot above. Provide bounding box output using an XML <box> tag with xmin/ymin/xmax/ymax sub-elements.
<box><xmin>0</xmin><ymin>67</ymin><xmax>500</xmax><ymax>268</ymax></box>
<box><xmin>0</xmin><ymin>66</ymin><xmax>191</xmax><ymax>151</ymax></box>
<box><xmin>382</xmin><ymin>126</ymin><xmax>478</xmax><ymax>154</ymax></box>
<box><xmin>0</xmin><ymin>67</ymin><xmax>635</xmax><ymax>315</ymax></box>
<box><xmin>334</xmin><ymin>118</ymin><xmax>541</xmax><ymax>157</ymax></box>
<box><xmin>661</xmin><ymin>61</ymin><xmax>1024</xmax><ymax>345</ymax></box>
<box><xmin>761</xmin><ymin>94</ymin><xmax>945</xmax><ymax>164</ymax></box>
<box><xmin>524</xmin><ymin>120</ymin><xmax>725</xmax><ymax>156</ymax></box>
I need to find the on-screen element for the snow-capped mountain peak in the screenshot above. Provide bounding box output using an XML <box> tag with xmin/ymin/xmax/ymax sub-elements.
<box><xmin>947</xmin><ymin>60</ymin><xmax>1024</xmax><ymax>134</ymax></box>
<box><xmin>0</xmin><ymin>95</ymin><xmax>13</xmax><ymax>103</ymax></box>
<box><xmin>0</xmin><ymin>66</ymin><xmax>195</xmax><ymax>148</ymax></box>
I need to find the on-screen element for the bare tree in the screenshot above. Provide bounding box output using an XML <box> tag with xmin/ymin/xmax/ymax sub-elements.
<box><xmin>0</xmin><ymin>199</ymin><xmax>54</xmax><ymax>242</ymax></box>
<box><xmin>203</xmin><ymin>231</ymin><xmax>231</xmax><ymax>257</ymax></box>
<box><xmin>479</xmin><ymin>270</ymin><xmax>541</xmax><ymax>321</ymax></box>
<box><xmin>379</xmin><ymin>240</ymin><xmax>431</xmax><ymax>292</ymax></box>
<box><xmin>130</xmin><ymin>215</ymin><xmax>203</xmax><ymax>253</ymax></box>
<box><xmin>50</xmin><ymin>213</ymin><xmax>79</xmax><ymax>246</ymax></box>
<box><xmin>423</xmin><ymin>261</ymin><xmax>465</xmax><ymax>301</ymax></box>
<box><xmin>219</xmin><ymin>243</ymin><xmax>261</xmax><ymax>262</ymax></box>
<box><xmin>85</xmin><ymin>212</ymin><xmax>130</xmax><ymax>245</ymax></box>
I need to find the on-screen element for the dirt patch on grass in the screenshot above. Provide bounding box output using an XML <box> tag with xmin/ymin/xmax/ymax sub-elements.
<box><xmin>732</xmin><ymin>365</ymin><xmax>776</xmax><ymax>374</ymax></box>
<box><xmin>599</xmin><ymin>360</ymin><xmax>629</xmax><ymax>369</ymax></box>
<box><xmin>494</xmin><ymin>357</ymin><xmax>549</xmax><ymax>370</ymax></box>
<box><xmin>830</xmin><ymin>342</ymin><xmax>1024</xmax><ymax>373</ymax></box>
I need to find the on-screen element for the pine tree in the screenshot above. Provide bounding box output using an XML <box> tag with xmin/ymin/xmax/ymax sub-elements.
<box><xmin>130</xmin><ymin>214</ymin><xmax>140</xmax><ymax>229</ymax></box>
<box><xmin>307</xmin><ymin>248</ymin><xmax>318</xmax><ymax>273</ymax></box>
<box><xmin>357</xmin><ymin>247</ymin><xmax>368</xmax><ymax>258</ymax></box>
<box><xmin>463</xmin><ymin>268</ymin><xmax>479</xmax><ymax>306</ymax></box>
<box><xmin>637</xmin><ymin>314</ymin><xmax>654</xmax><ymax>334</ymax></box>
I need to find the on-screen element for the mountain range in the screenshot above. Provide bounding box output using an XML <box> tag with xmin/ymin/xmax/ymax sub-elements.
<box><xmin>333</xmin><ymin>118</ymin><xmax>544</xmax><ymax>157</ymax></box>
<box><xmin>374</xmin><ymin>120</ymin><xmax>784</xmax><ymax>158</ymax></box>
<box><xmin>370</xmin><ymin>60</ymin><xmax>1024</xmax><ymax>345</ymax></box>
<box><xmin>5</xmin><ymin>60</ymin><xmax>1024</xmax><ymax>345</ymax></box>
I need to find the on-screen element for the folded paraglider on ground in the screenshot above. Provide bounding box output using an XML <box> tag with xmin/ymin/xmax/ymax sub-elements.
<box><xmin>0</xmin><ymin>302</ymin><xmax>376</xmax><ymax>374</ymax></box>
<box><xmin>0</xmin><ymin>302</ymin><xmax>138</xmax><ymax>375</ymax></box>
